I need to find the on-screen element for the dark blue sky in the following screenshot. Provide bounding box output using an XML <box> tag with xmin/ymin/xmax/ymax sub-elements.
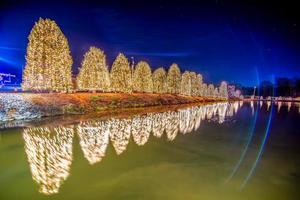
<box><xmin>0</xmin><ymin>0</ymin><xmax>299</xmax><ymax>86</ymax></box>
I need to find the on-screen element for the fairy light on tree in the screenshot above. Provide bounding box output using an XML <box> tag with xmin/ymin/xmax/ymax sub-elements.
<box><xmin>167</xmin><ymin>63</ymin><xmax>181</xmax><ymax>94</ymax></box>
<box><xmin>180</xmin><ymin>71</ymin><xmax>191</xmax><ymax>96</ymax></box>
<box><xmin>152</xmin><ymin>67</ymin><xmax>167</xmax><ymax>94</ymax></box>
<box><xmin>76</xmin><ymin>47</ymin><xmax>110</xmax><ymax>92</ymax></box>
<box><xmin>202</xmin><ymin>83</ymin><xmax>208</xmax><ymax>97</ymax></box>
<box><xmin>219</xmin><ymin>81</ymin><xmax>228</xmax><ymax>99</ymax></box>
<box><xmin>197</xmin><ymin>74</ymin><xmax>204</xmax><ymax>96</ymax></box>
<box><xmin>189</xmin><ymin>72</ymin><xmax>198</xmax><ymax>96</ymax></box>
<box><xmin>110</xmin><ymin>53</ymin><xmax>132</xmax><ymax>93</ymax></box>
<box><xmin>133</xmin><ymin>61</ymin><xmax>153</xmax><ymax>93</ymax></box>
<box><xmin>22</xmin><ymin>18</ymin><xmax>73</xmax><ymax>92</ymax></box>
<box><xmin>214</xmin><ymin>87</ymin><xmax>219</xmax><ymax>97</ymax></box>
<box><xmin>208</xmin><ymin>84</ymin><xmax>215</xmax><ymax>97</ymax></box>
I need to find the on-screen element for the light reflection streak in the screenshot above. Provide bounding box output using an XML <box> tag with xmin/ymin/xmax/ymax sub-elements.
<box><xmin>226</xmin><ymin>101</ymin><xmax>260</xmax><ymax>184</ymax></box>
<box><xmin>240</xmin><ymin>102</ymin><xmax>274</xmax><ymax>189</ymax></box>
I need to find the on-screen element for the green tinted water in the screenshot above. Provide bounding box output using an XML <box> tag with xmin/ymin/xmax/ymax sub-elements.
<box><xmin>0</xmin><ymin>102</ymin><xmax>299</xmax><ymax>200</ymax></box>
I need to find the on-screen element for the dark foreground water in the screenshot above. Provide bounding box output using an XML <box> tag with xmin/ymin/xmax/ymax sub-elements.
<box><xmin>0</xmin><ymin>101</ymin><xmax>300</xmax><ymax>200</ymax></box>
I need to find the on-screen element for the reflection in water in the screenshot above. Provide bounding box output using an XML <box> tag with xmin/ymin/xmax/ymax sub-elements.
<box><xmin>267</xmin><ymin>101</ymin><xmax>271</xmax><ymax>111</ymax></box>
<box><xmin>109</xmin><ymin>118</ymin><xmax>131</xmax><ymax>155</ymax></box>
<box><xmin>23</xmin><ymin>127</ymin><xmax>74</xmax><ymax>195</ymax></box>
<box><xmin>152</xmin><ymin>112</ymin><xmax>166</xmax><ymax>138</ymax></box>
<box><xmin>22</xmin><ymin>101</ymin><xmax>276</xmax><ymax>195</ymax></box>
<box><xmin>77</xmin><ymin>121</ymin><xmax>110</xmax><ymax>165</ymax></box>
<box><xmin>278</xmin><ymin>101</ymin><xmax>282</xmax><ymax>112</ymax></box>
<box><xmin>165</xmin><ymin>111</ymin><xmax>180</xmax><ymax>140</ymax></box>
<box><xmin>132</xmin><ymin>114</ymin><xmax>152</xmax><ymax>146</ymax></box>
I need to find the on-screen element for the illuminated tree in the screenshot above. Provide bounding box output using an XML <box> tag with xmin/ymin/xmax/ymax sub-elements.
<box><xmin>197</xmin><ymin>74</ymin><xmax>204</xmax><ymax>96</ymax></box>
<box><xmin>180</xmin><ymin>71</ymin><xmax>191</xmax><ymax>96</ymax></box>
<box><xmin>76</xmin><ymin>47</ymin><xmax>110</xmax><ymax>91</ymax></box>
<box><xmin>22</xmin><ymin>18</ymin><xmax>73</xmax><ymax>92</ymax></box>
<box><xmin>219</xmin><ymin>81</ymin><xmax>228</xmax><ymax>98</ymax></box>
<box><xmin>133</xmin><ymin>61</ymin><xmax>153</xmax><ymax>93</ymax></box>
<box><xmin>189</xmin><ymin>72</ymin><xmax>198</xmax><ymax>96</ymax></box>
<box><xmin>208</xmin><ymin>84</ymin><xmax>215</xmax><ymax>97</ymax></box>
<box><xmin>167</xmin><ymin>63</ymin><xmax>181</xmax><ymax>94</ymax></box>
<box><xmin>202</xmin><ymin>83</ymin><xmax>208</xmax><ymax>97</ymax></box>
<box><xmin>152</xmin><ymin>67</ymin><xmax>167</xmax><ymax>94</ymax></box>
<box><xmin>110</xmin><ymin>53</ymin><xmax>132</xmax><ymax>93</ymax></box>
<box><xmin>214</xmin><ymin>87</ymin><xmax>219</xmax><ymax>97</ymax></box>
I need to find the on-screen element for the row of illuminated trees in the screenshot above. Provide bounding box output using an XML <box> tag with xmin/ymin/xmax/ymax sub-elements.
<box><xmin>22</xmin><ymin>18</ymin><xmax>228</xmax><ymax>98</ymax></box>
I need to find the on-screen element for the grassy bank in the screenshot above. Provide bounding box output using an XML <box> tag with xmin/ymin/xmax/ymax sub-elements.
<box><xmin>24</xmin><ymin>92</ymin><xmax>225</xmax><ymax>113</ymax></box>
<box><xmin>0</xmin><ymin>92</ymin><xmax>226</xmax><ymax>122</ymax></box>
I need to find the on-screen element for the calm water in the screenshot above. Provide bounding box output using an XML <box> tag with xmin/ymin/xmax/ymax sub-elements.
<box><xmin>0</xmin><ymin>101</ymin><xmax>300</xmax><ymax>200</ymax></box>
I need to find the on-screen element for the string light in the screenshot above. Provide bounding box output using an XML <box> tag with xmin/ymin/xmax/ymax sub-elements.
<box><xmin>133</xmin><ymin>61</ymin><xmax>153</xmax><ymax>93</ymax></box>
<box><xmin>180</xmin><ymin>71</ymin><xmax>192</xmax><ymax>96</ymax></box>
<box><xmin>219</xmin><ymin>81</ymin><xmax>229</xmax><ymax>99</ymax></box>
<box><xmin>21</xmin><ymin>19</ymin><xmax>231</xmax><ymax>98</ymax></box>
<box><xmin>152</xmin><ymin>67</ymin><xmax>167</xmax><ymax>94</ymax></box>
<box><xmin>77</xmin><ymin>47</ymin><xmax>110</xmax><ymax>91</ymax></box>
<box><xmin>110</xmin><ymin>53</ymin><xmax>132</xmax><ymax>93</ymax></box>
<box><xmin>22</xmin><ymin>18</ymin><xmax>73</xmax><ymax>92</ymax></box>
<box><xmin>167</xmin><ymin>63</ymin><xmax>181</xmax><ymax>94</ymax></box>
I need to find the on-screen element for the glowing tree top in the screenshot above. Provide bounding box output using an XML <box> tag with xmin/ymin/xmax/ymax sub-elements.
<box><xmin>152</xmin><ymin>67</ymin><xmax>167</xmax><ymax>94</ymax></box>
<box><xmin>22</xmin><ymin>18</ymin><xmax>73</xmax><ymax>92</ymax></box>
<box><xmin>133</xmin><ymin>61</ymin><xmax>153</xmax><ymax>93</ymax></box>
<box><xmin>110</xmin><ymin>53</ymin><xmax>132</xmax><ymax>93</ymax></box>
<box><xmin>167</xmin><ymin>63</ymin><xmax>181</xmax><ymax>94</ymax></box>
<box><xmin>76</xmin><ymin>47</ymin><xmax>110</xmax><ymax>91</ymax></box>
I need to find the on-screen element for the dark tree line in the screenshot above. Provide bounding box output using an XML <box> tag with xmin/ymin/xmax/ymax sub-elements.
<box><xmin>241</xmin><ymin>77</ymin><xmax>300</xmax><ymax>97</ymax></box>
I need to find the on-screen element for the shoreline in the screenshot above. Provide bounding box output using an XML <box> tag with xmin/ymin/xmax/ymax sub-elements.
<box><xmin>0</xmin><ymin>92</ymin><xmax>227</xmax><ymax>123</ymax></box>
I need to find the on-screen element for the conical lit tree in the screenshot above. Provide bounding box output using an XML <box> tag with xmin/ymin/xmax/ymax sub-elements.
<box><xmin>152</xmin><ymin>67</ymin><xmax>167</xmax><ymax>94</ymax></box>
<box><xmin>133</xmin><ymin>61</ymin><xmax>153</xmax><ymax>93</ymax></box>
<box><xmin>202</xmin><ymin>83</ymin><xmax>208</xmax><ymax>97</ymax></box>
<box><xmin>214</xmin><ymin>87</ymin><xmax>219</xmax><ymax>97</ymax></box>
<box><xmin>208</xmin><ymin>84</ymin><xmax>215</xmax><ymax>97</ymax></box>
<box><xmin>189</xmin><ymin>72</ymin><xmax>198</xmax><ymax>96</ymax></box>
<box><xmin>22</xmin><ymin>18</ymin><xmax>73</xmax><ymax>92</ymax></box>
<box><xmin>76</xmin><ymin>47</ymin><xmax>110</xmax><ymax>91</ymax></box>
<box><xmin>197</xmin><ymin>73</ymin><xmax>203</xmax><ymax>96</ymax></box>
<box><xmin>180</xmin><ymin>71</ymin><xmax>191</xmax><ymax>96</ymax></box>
<box><xmin>167</xmin><ymin>63</ymin><xmax>181</xmax><ymax>94</ymax></box>
<box><xmin>110</xmin><ymin>53</ymin><xmax>132</xmax><ymax>93</ymax></box>
<box><xmin>219</xmin><ymin>81</ymin><xmax>228</xmax><ymax>98</ymax></box>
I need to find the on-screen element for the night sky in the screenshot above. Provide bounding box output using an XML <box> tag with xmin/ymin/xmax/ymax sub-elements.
<box><xmin>0</xmin><ymin>0</ymin><xmax>299</xmax><ymax>86</ymax></box>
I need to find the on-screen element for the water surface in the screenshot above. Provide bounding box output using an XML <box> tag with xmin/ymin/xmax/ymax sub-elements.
<box><xmin>0</xmin><ymin>101</ymin><xmax>300</xmax><ymax>200</ymax></box>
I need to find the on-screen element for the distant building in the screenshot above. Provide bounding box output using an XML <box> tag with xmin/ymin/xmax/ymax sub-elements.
<box><xmin>0</xmin><ymin>72</ymin><xmax>20</xmax><ymax>91</ymax></box>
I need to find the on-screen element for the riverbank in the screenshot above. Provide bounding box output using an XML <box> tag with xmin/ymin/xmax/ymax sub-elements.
<box><xmin>0</xmin><ymin>92</ymin><xmax>226</xmax><ymax>122</ymax></box>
